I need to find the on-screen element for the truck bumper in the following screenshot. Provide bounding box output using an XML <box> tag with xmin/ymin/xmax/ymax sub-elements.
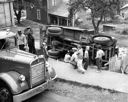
<box><xmin>13</xmin><ymin>75</ymin><xmax>57</xmax><ymax>102</ymax></box>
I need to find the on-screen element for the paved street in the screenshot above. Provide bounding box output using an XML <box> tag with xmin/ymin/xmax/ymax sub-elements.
<box><xmin>25</xmin><ymin>91</ymin><xmax>79</xmax><ymax>102</ymax></box>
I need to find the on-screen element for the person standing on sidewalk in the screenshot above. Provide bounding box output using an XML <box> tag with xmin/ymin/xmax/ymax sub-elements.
<box><xmin>70</xmin><ymin>48</ymin><xmax>78</xmax><ymax>69</ymax></box>
<box><xmin>77</xmin><ymin>44</ymin><xmax>83</xmax><ymax>59</ymax></box>
<box><xmin>42</xmin><ymin>42</ymin><xmax>49</xmax><ymax>61</ymax></box>
<box><xmin>83</xmin><ymin>46</ymin><xmax>90</xmax><ymax>70</ymax></box>
<box><xmin>27</xmin><ymin>32</ymin><xmax>36</xmax><ymax>54</ymax></box>
<box><xmin>95</xmin><ymin>45</ymin><xmax>105</xmax><ymax>72</ymax></box>
<box><xmin>17</xmin><ymin>29</ymin><xmax>27</xmax><ymax>51</ymax></box>
<box><xmin>76</xmin><ymin>45</ymin><xmax>86</xmax><ymax>74</ymax></box>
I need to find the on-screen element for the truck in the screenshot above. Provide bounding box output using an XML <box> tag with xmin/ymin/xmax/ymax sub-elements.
<box><xmin>46</xmin><ymin>25</ymin><xmax>118</xmax><ymax>67</ymax></box>
<box><xmin>0</xmin><ymin>30</ymin><xmax>56</xmax><ymax>102</ymax></box>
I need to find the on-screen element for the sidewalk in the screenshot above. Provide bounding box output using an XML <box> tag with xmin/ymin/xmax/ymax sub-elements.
<box><xmin>48</xmin><ymin>58</ymin><xmax>128</xmax><ymax>93</ymax></box>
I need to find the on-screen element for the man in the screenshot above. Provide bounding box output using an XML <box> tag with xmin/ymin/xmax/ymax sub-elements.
<box><xmin>77</xmin><ymin>44</ymin><xmax>83</xmax><ymax>59</ymax></box>
<box><xmin>76</xmin><ymin>45</ymin><xmax>86</xmax><ymax>73</ymax></box>
<box><xmin>70</xmin><ymin>48</ymin><xmax>78</xmax><ymax>69</ymax></box>
<box><xmin>17</xmin><ymin>30</ymin><xmax>27</xmax><ymax>51</ymax></box>
<box><xmin>42</xmin><ymin>42</ymin><xmax>49</xmax><ymax>60</ymax></box>
<box><xmin>95</xmin><ymin>45</ymin><xmax>105</xmax><ymax>72</ymax></box>
<box><xmin>83</xmin><ymin>46</ymin><xmax>90</xmax><ymax>70</ymax></box>
<box><xmin>27</xmin><ymin>32</ymin><xmax>36</xmax><ymax>54</ymax></box>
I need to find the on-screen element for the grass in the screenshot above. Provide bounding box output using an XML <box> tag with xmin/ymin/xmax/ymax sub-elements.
<box><xmin>55</xmin><ymin>78</ymin><xmax>119</xmax><ymax>94</ymax></box>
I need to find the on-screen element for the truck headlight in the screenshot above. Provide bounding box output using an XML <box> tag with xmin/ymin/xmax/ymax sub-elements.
<box><xmin>19</xmin><ymin>74</ymin><xmax>26</xmax><ymax>82</ymax></box>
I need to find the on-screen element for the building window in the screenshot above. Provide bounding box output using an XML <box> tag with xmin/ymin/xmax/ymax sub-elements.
<box><xmin>52</xmin><ymin>0</ymin><xmax>56</xmax><ymax>6</ymax></box>
<box><xmin>37</xmin><ymin>9</ymin><xmax>41</xmax><ymax>20</ymax></box>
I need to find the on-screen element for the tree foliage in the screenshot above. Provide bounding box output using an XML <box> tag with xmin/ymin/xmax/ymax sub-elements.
<box><xmin>68</xmin><ymin>0</ymin><xmax>121</xmax><ymax>34</ymax></box>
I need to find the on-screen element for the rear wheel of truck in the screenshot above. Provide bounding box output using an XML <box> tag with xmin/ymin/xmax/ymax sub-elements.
<box><xmin>48</xmin><ymin>49</ymin><xmax>60</xmax><ymax>59</ymax></box>
<box><xmin>92</xmin><ymin>35</ymin><xmax>114</xmax><ymax>47</ymax></box>
<box><xmin>47</xmin><ymin>27</ymin><xmax>62</xmax><ymax>35</ymax></box>
<box><xmin>0</xmin><ymin>83</ymin><xmax>13</xmax><ymax>102</ymax></box>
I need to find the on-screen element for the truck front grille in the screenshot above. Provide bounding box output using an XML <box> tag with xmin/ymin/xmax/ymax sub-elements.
<box><xmin>31</xmin><ymin>62</ymin><xmax>45</xmax><ymax>87</ymax></box>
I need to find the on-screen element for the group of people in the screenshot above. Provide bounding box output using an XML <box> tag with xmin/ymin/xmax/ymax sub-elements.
<box><xmin>64</xmin><ymin>44</ymin><xmax>105</xmax><ymax>74</ymax></box>
<box><xmin>16</xmin><ymin>27</ymin><xmax>36</xmax><ymax>54</ymax></box>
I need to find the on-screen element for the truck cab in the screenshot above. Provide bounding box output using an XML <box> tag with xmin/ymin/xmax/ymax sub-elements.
<box><xmin>0</xmin><ymin>30</ymin><xmax>56</xmax><ymax>102</ymax></box>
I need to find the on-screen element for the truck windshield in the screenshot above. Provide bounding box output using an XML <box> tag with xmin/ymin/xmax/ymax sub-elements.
<box><xmin>0</xmin><ymin>37</ymin><xmax>16</xmax><ymax>50</ymax></box>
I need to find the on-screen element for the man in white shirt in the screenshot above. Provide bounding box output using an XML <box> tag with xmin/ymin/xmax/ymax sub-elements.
<box><xmin>77</xmin><ymin>45</ymin><xmax>83</xmax><ymax>59</ymax></box>
<box><xmin>70</xmin><ymin>46</ymin><xmax>85</xmax><ymax>74</ymax></box>
<box><xmin>70</xmin><ymin>48</ymin><xmax>78</xmax><ymax>69</ymax></box>
<box><xmin>17</xmin><ymin>30</ymin><xmax>27</xmax><ymax>51</ymax></box>
<box><xmin>95</xmin><ymin>45</ymin><xmax>105</xmax><ymax>72</ymax></box>
<box><xmin>84</xmin><ymin>46</ymin><xmax>90</xmax><ymax>70</ymax></box>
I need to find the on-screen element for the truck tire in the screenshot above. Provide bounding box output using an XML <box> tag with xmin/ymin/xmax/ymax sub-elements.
<box><xmin>92</xmin><ymin>35</ymin><xmax>114</xmax><ymax>47</ymax></box>
<box><xmin>0</xmin><ymin>83</ymin><xmax>13</xmax><ymax>102</ymax></box>
<box><xmin>52</xmin><ymin>40</ymin><xmax>61</xmax><ymax>46</ymax></box>
<box><xmin>48</xmin><ymin>49</ymin><xmax>60</xmax><ymax>57</ymax></box>
<box><xmin>47</xmin><ymin>27</ymin><xmax>62</xmax><ymax>34</ymax></box>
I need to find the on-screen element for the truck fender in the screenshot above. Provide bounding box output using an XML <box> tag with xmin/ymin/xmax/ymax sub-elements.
<box><xmin>0</xmin><ymin>71</ymin><xmax>28</xmax><ymax>95</ymax></box>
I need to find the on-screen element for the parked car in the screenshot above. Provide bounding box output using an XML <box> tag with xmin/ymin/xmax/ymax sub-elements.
<box><xmin>0</xmin><ymin>30</ymin><xmax>56</xmax><ymax>102</ymax></box>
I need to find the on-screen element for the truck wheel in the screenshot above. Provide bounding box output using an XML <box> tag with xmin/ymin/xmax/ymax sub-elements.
<box><xmin>48</xmin><ymin>49</ymin><xmax>60</xmax><ymax>56</ymax></box>
<box><xmin>47</xmin><ymin>27</ymin><xmax>62</xmax><ymax>34</ymax></box>
<box><xmin>92</xmin><ymin>35</ymin><xmax>114</xmax><ymax>46</ymax></box>
<box><xmin>0</xmin><ymin>84</ymin><xmax>13</xmax><ymax>102</ymax></box>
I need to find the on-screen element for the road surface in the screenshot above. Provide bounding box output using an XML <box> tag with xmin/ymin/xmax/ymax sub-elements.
<box><xmin>24</xmin><ymin>90</ymin><xmax>78</xmax><ymax>102</ymax></box>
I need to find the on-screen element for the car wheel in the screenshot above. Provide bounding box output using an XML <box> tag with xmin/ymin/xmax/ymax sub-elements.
<box><xmin>92</xmin><ymin>35</ymin><xmax>114</xmax><ymax>46</ymax></box>
<box><xmin>0</xmin><ymin>84</ymin><xmax>13</xmax><ymax>102</ymax></box>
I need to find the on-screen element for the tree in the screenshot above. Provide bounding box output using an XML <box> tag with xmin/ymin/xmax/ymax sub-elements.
<box><xmin>13</xmin><ymin>0</ymin><xmax>24</xmax><ymax>24</ymax></box>
<box><xmin>68</xmin><ymin>0</ymin><xmax>121</xmax><ymax>34</ymax></box>
<box><xmin>13</xmin><ymin>0</ymin><xmax>33</xmax><ymax>24</ymax></box>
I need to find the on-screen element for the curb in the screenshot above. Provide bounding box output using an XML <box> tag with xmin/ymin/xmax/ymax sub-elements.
<box><xmin>55</xmin><ymin>77</ymin><xmax>120</xmax><ymax>94</ymax></box>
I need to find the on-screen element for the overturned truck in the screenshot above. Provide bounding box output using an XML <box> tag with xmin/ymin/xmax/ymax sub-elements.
<box><xmin>46</xmin><ymin>25</ymin><xmax>118</xmax><ymax>67</ymax></box>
